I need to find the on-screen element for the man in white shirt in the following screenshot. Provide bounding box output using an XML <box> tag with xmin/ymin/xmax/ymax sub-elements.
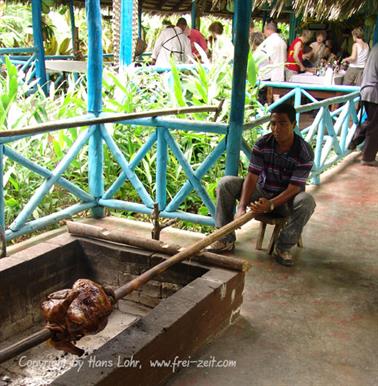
<box><xmin>151</xmin><ymin>18</ymin><xmax>193</xmax><ymax>67</ymax></box>
<box><xmin>258</xmin><ymin>21</ymin><xmax>287</xmax><ymax>82</ymax></box>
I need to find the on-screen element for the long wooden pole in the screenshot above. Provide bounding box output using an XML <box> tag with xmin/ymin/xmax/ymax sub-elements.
<box><xmin>0</xmin><ymin>210</ymin><xmax>255</xmax><ymax>364</ymax></box>
<box><xmin>0</xmin><ymin>105</ymin><xmax>219</xmax><ymax>138</ymax></box>
<box><xmin>66</xmin><ymin>221</ymin><xmax>250</xmax><ymax>272</ymax></box>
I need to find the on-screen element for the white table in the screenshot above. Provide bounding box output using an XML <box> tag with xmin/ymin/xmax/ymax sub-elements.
<box><xmin>45</xmin><ymin>60</ymin><xmax>88</xmax><ymax>73</ymax></box>
<box><xmin>289</xmin><ymin>71</ymin><xmax>345</xmax><ymax>86</ymax></box>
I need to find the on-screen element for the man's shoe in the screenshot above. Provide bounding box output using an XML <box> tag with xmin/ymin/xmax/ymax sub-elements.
<box><xmin>361</xmin><ymin>160</ymin><xmax>378</xmax><ymax>167</ymax></box>
<box><xmin>205</xmin><ymin>240</ymin><xmax>235</xmax><ymax>253</ymax></box>
<box><xmin>274</xmin><ymin>247</ymin><xmax>294</xmax><ymax>267</ymax></box>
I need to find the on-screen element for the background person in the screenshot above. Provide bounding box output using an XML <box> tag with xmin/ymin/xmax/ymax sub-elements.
<box><xmin>343</xmin><ymin>27</ymin><xmax>369</xmax><ymax>86</ymax></box>
<box><xmin>182</xmin><ymin>19</ymin><xmax>208</xmax><ymax>60</ymax></box>
<box><xmin>348</xmin><ymin>44</ymin><xmax>378</xmax><ymax>166</ymax></box>
<box><xmin>309</xmin><ymin>31</ymin><xmax>327</xmax><ymax>66</ymax></box>
<box><xmin>257</xmin><ymin>20</ymin><xmax>287</xmax><ymax>82</ymax></box>
<box><xmin>151</xmin><ymin>18</ymin><xmax>192</xmax><ymax>67</ymax></box>
<box><xmin>208</xmin><ymin>21</ymin><xmax>233</xmax><ymax>62</ymax></box>
<box><xmin>285</xmin><ymin>29</ymin><xmax>313</xmax><ymax>81</ymax></box>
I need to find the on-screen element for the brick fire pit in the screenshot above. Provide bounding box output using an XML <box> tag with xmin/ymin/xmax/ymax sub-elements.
<box><xmin>0</xmin><ymin>232</ymin><xmax>245</xmax><ymax>386</ymax></box>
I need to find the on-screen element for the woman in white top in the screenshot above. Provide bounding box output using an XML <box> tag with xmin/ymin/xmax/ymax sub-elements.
<box><xmin>208</xmin><ymin>21</ymin><xmax>234</xmax><ymax>63</ymax></box>
<box><xmin>309</xmin><ymin>31</ymin><xmax>327</xmax><ymax>66</ymax></box>
<box><xmin>343</xmin><ymin>27</ymin><xmax>370</xmax><ymax>86</ymax></box>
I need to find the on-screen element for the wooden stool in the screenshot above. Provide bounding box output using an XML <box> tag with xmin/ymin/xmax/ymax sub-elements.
<box><xmin>255</xmin><ymin>214</ymin><xmax>303</xmax><ymax>255</ymax></box>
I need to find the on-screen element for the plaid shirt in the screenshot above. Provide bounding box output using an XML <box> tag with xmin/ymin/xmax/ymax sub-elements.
<box><xmin>248</xmin><ymin>133</ymin><xmax>314</xmax><ymax>197</ymax></box>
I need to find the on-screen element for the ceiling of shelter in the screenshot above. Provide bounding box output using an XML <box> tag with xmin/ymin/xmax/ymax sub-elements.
<box><xmin>17</xmin><ymin>0</ymin><xmax>376</xmax><ymax>21</ymax></box>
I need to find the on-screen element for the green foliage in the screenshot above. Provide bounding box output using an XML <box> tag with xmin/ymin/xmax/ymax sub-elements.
<box><xmin>0</xmin><ymin>39</ymin><xmax>261</xmax><ymax>234</ymax></box>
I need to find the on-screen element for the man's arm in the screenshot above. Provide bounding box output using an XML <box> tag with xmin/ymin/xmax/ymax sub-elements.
<box><xmin>235</xmin><ymin>172</ymin><xmax>258</xmax><ymax>218</ymax></box>
<box><xmin>344</xmin><ymin>43</ymin><xmax>357</xmax><ymax>63</ymax></box>
<box><xmin>250</xmin><ymin>184</ymin><xmax>301</xmax><ymax>214</ymax></box>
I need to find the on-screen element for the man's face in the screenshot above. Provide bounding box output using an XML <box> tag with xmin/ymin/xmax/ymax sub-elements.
<box><xmin>270</xmin><ymin>112</ymin><xmax>295</xmax><ymax>142</ymax></box>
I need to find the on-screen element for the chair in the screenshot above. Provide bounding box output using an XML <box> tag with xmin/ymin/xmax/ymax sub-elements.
<box><xmin>255</xmin><ymin>214</ymin><xmax>303</xmax><ymax>255</ymax></box>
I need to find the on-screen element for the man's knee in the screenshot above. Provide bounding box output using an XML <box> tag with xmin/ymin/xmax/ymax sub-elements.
<box><xmin>216</xmin><ymin>176</ymin><xmax>243</xmax><ymax>196</ymax></box>
<box><xmin>294</xmin><ymin>192</ymin><xmax>316</xmax><ymax>214</ymax></box>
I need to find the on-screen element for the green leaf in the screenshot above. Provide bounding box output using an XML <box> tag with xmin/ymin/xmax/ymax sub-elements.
<box><xmin>247</xmin><ymin>51</ymin><xmax>258</xmax><ymax>88</ymax></box>
<box><xmin>169</xmin><ymin>57</ymin><xmax>186</xmax><ymax>107</ymax></box>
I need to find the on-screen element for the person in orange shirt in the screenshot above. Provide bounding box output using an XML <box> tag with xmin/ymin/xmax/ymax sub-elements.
<box><xmin>182</xmin><ymin>20</ymin><xmax>209</xmax><ymax>60</ymax></box>
<box><xmin>285</xmin><ymin>30</ymin><xmax>313</xmax><ymax>81</ymax></box>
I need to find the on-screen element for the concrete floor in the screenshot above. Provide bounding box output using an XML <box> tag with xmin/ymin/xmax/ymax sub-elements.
<box><xmin>165</xmin><ymin>152</ymin><xmax>378</xmax><ymax>386</ymax></box>
<box><xmin>7</xmin><ymin>151</ymin><xmax>377</xmax><ymax>386</ymax></box>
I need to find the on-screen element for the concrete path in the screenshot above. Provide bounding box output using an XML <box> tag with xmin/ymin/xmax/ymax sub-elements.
<box><xmin>164</xmin><ymin>152</ymin><xmax>378</xmax><ymax>386</ymax></box>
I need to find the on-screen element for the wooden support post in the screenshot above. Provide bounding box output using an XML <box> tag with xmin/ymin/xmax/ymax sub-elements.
<box><xmin>151</xmin><ymin>203</ymin><xmax>177</xmax><ymax>240</ymax></box>
<box><xmin>256</xmin><ymin>221</ymin><xmax>266</xmax><ymax>250</ymax></box>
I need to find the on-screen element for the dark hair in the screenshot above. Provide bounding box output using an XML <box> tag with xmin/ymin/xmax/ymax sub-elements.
<box><xmin>250</xmin><ymin>32</ymin><xmax>265</xmax><ymax>48</ymax></box>
<box><xmin>265</xmin><ymin>21</ymin><xmax>278</xmax><ymax>32</ymax></box>
<box><xmin>303</xmin><ymin>44</ymin><xmax>312</xmax><ymax>54</ymax></box>
<box><xmin>271</xmin><ymin>103</ymin><xmax>296</xmax><ymax>123</ymax></box>
<box><xmin>176</xmin><ymin>17</ymin><xmax>188</xmax><ymax>27</ymax></box>
<box><xmin>209</xmin><ymin>21</ymin><xmax>224</xmax><ymax>35</ymax></box>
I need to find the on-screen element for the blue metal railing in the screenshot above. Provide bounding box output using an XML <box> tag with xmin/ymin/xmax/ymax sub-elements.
<box><xmin>0</xmin><ymin>84</ymin><xmax>360</xmax><ymax>242</ymax></box>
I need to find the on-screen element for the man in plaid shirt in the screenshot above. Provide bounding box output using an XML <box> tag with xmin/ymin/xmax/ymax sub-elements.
<box><xmin>207</xmin><ymin>103</ymin><xmax>316</xmax><ymax>266</ymax></box>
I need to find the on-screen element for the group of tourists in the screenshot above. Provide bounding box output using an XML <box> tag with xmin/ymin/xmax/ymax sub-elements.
<box><xmin>151</xmin><ymin>17</ymin><xmax>232</xmax><ymax>67</ymax></box>
<box><xmin>250</xmin><ymin>23</ymin><xmax>370</xmax><ymax>87</ymax></box>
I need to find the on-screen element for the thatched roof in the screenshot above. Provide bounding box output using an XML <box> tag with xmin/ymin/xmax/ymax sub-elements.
<box><xmin>8</xmin><ymin>0</ymin><xmax>377</xmax><ymax>21</ymax></box>
<box><xmin>141</xmin><ymin>0</ymin><xmax>376</xmax><ymax>21</ymax></box>
<box><xmin>259</xmin><ymin>0</ymin><xmax>378</xmax><ymax>21</ymax></box>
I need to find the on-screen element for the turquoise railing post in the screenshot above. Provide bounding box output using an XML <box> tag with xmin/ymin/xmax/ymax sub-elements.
<box><xmin>86</xmin><ymin>0</ymin><xmax>104</xmax><ymax>218</ymax></box>
<box><xmin>312</xmin><ymin>107</ymin><xmax>326</xmax><ymax>185</ymax></box>
<box><xmin>294</xmin><ymin>87</ymin><xmax>302</xmax><ymax>132</ymax></box>
<box><xmin>156</xmin><ymin>127</ymin><xmax>168</xmax><ymax>210</ymax></box>
<box><xmin>225</xmin><ymin>0</ymin><xmax>253</xmax><ymax>176</ymax></box>
<box><xmin>31</xmin><ymin>0</ymin><xmax>47</xmax><ymax>94</ymax></box>
<box><xmin>0</xmin><ymin>145</ymin><xmax>4</xmax><ymax>230</ymax></box>
<box><xmin>120</xmin><ymin>0</ymin><xmax>134</xmax><ymax>69</ymax></box>
<box><xmin>340</xmin><ymin>101</ymin><xmax>351</xmax><ymax>151</ymax></box>
<box><xmin>191</xmin><ymin>0</ymin><xmax>197</xmax><ymax>29</ymax></box>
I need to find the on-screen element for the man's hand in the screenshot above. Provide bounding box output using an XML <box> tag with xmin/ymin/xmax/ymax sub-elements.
<box><xmin>250</xmin><ymin>198</ymin><xmax>272</xmax><ymax>214</ymax></box>
<box><xmin>234</xmin><ymin>206</ymin><xmax>246</xmax><ymax>220</ymax></box>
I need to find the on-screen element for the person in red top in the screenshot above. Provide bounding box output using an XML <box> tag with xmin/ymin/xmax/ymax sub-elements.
<box><xmin>285</xmin><ymin>30</ymin><xmax>313</xmax><ymax>81</ymax></box>
<box><xmin>184</xmin><ymin>24</ymin><xmax>208</xmax><ymax>60</ymax></box>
